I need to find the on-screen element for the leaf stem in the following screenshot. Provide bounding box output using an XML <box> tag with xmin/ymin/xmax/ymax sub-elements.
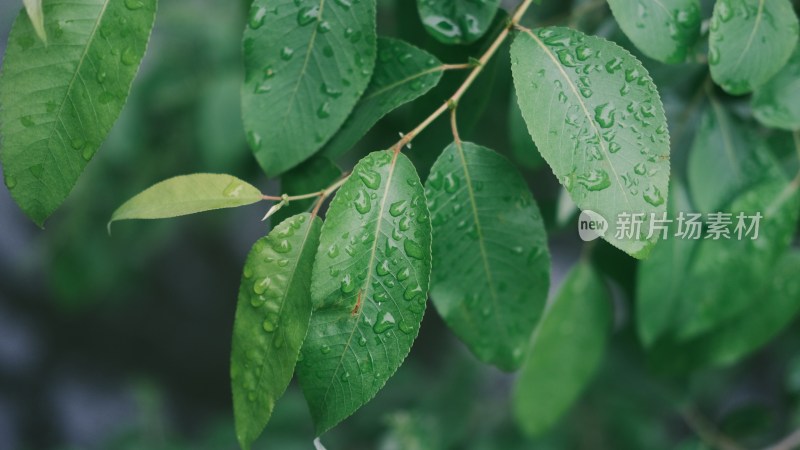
<box><xmin>311</xmin><ymin>173</ymin><xmax>350</xmax><ymax>217</ymax></box>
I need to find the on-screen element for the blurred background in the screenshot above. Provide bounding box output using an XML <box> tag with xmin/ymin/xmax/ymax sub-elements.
<box><xmin>2</xmin><ymin>0</ymin><xmax>800</xmax><ymax>449</ymax></box>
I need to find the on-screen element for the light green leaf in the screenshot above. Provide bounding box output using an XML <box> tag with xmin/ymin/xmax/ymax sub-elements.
<box><xmin>297</xmin><ymin>150</ymin><xmax>431</xmax><ymax>435</ymax></box>
<box><xmin>272</xmin><ymin>156</ymin><xmax>341</xmax><ymax>226</ymax></box>
<box><xmin>708</xmin><ymin>0</ymin><xmax>799</xmax><ymax>95</ymax></box>
<box><xmin>231</xmin><ymin>213</ymin><xmax>322</xmax><ymax>450</ymax></box>
<box><xmin>607</xmin><ymin>0</ymin><xmax>701</xmax><ymax>64</ymax></box>
<box><xmin>752</xmin><ymin>43</ymin><xmax>800</xmax><ymax>131</ymax></box>
<box><xmin>416</xmin><ymin>0</ymin><xmax>500</xmax><ymax>45</ymax></box>
<box><xmin>508</xmin><ymin>91</ymin><xmax>544</xmax><ymax>170</ymax></box>
<box><xmin>424</xmin><ymin>142</ymin><xmax>550</xmax><ymax>371</ymax></box>
<box><xmin>22</xmin><ymin>0</ymin><xmax>47</xmax><ymax>44</ymax></box>
<box><xmin>321</xmin><ymin>37</ymin><xmax>443</xmax><ymax>160</ymax></box>
<box><xmin>511</xmin><ymin>27</ymin><xmax>671</xmax><ymax>258</ymax></box>
<box><xmin>512</xmin><ymin>262</ymin><xmax>611</xmax><ymax>437</ymax></box>
<box><xmin>687</xmin><ymin>100</ymin><xmax>780</xmax><ymax>213</ymax></box>
<box><xmin>109</xmin><ymin>174</ymin><xmax>263</xmax><ymax>228</ymax></box>
<box><xmin>0</xmin><ymin>0</ymin><xmax>157</xmax><ymax>225</ymax></box>
<box><xmin>241</xmin><ymin>0</ymin><xmax>377</xmax><ymax>177</ymax></box>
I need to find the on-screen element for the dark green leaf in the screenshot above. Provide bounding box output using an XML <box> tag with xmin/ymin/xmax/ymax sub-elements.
<box><xmin>512</xmin><ymin>262</ymin><xmax>611</xmax><ymax>436</ymax></box>
<box><xmin>297</xmin><ymin>150</ymin><xmax>432</xmax><ymax>435</ymax></box>
<box><xmin>607</xmin><ymin>0</ymin><xmax>701</xmax><ymax>64</ymax></box>
<box><xmin>752</xmin><ymin>43</ymin><xmax>800</xmax><ymax>131</ymax></box>
<box><xmin>425</xmin><ymin>142</ymin><xmax>550</xmax><ymax>371</ymax></box>
<box><xmin>272</xmin><ymin>156</ymin><xmax>341</xmax><ymax>226</ymax></box>
<box><xmin>416</xmin><ymin>0</ymin><xmax>500</xmax><ymax>45</ymax></box>
<box><xmin>231</xmin><ymin>213</ymin><xmax>322</xmax><ymax>450</ymax></box>
<box><xmin>511</xmin><ymin>26</ymin><xmax>671</xmax><ymax>258</ymax></box>
<box><xmin>320</xmin><ymin>37</ymin><xmax>443</xmax><ymax>160</ymax></box>
<box><xmin>109</xmin><ymin>174</ymin><xmax>263</xmax><ymax>228</ymax></box>
<box><xmin>708</xmin><ymin>0</ymin><xmax>799</xmax><ymax>95</ymax></box>
<box><xmin>241</xmin><ymin>0</ymin><xmax>377</xmax><ymax>177</ymax></box>
<box><xmin>0</xmin><ymin>0</ymin><xmax>157</xmax><ymax>225</ymax></box>
<box><xmin>508</xmin><ymin>91</ymin><xmax>544</xmax><ymax>170</ymax></box>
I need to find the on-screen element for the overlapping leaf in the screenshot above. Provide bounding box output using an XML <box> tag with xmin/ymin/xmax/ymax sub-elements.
<box><xmin>752</xmin><ymin>43</ymin><xmax>800</xmax><ymax>130</ymax></box>
<box><xmin>416</xmin><ymin>0</ymin><xmax>500</xmax><ymax>45</ymax></box>
<box><xmin>425</xmin><ymin>142</ymin><xmax>550</xmax><ymax>371</ymax></box>
<box><xmin>241</xmin><ymin>0</ymin><xmax>377</xmax><ymax>176</ymax></box>
<box><xmin>272</xmin><ymin>156</ymin><xmax>341</xmax><ymax>225</ymax></box>
<box><xmin>708</xmin><ymin>0</ymin><xmax>799</xmax><ymax>95</ymax></box>
<box><xmin>511</xmin><ymin>26</ymin><xmax>670</xmax><ymax>258</ymax></box>
<box><xmin>231</xmin><ymin>213</ymin><xmax>322</xmax><ymax>450</ymax></box>
<box><xmin>297</xmin><ymin>150</ymin><xmax>432</xmax><ymax>434</ymax></box>
<box><xmin>0</xmin><ymin>0</ymin><xmax>157</xmax><ymax>225</ymax></box>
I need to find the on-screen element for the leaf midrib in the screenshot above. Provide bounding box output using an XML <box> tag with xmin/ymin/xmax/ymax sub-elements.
<box><xmin>363</xmin><ymin>66</ymin><xmax>443</xmax><ymax>101</ymax></box>
<box><xmin>730</xmin><ymin>0</ymin><xmax>766</xmax><ymax>72</ymax></box>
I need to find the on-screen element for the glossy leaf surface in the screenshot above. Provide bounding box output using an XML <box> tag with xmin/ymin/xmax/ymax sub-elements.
<box><xmin>416</xmin><ymin>0</ymin><xmax>500</xmax><ymax>45</ymax></box>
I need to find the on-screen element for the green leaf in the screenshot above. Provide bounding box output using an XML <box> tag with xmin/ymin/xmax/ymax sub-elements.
<box><xmin>607</xmin><ymin>0</ymin><xmax>701</xmax><ymax>64</ymax></box>
<box><xmin>109</xmin><ymin>174</ymin><xmax>263</xmax><ymax>228</ymax></box>
<box><xmin>231</xmin><ymin>213</ymin><xmax>322</xmax><ymax>450</ymax></box>
<box><xmin>752</xmin><ymin>43</ymin><xmax>800</xmax><ymax>131</ymax></box>
<box><xmin>22</xmin><ymin>0</ymin><xmax>47</xmax><ymax>44</ymax></box>
<box><xmin>708</xmin><ymin>0</ymin><xmax>799</xmax><ymax>95</ymax></box>
<box><xmin>0</xmin><ymin>0</ymin><xmax>157</xmax><ymax>225</ymax></box>
<box><xmin>416</xmin><ymin>0</ymin><xmax>500</xmax><ymax>45</ymax></box>
<box><xmin>320</xmin><ymin>37</ymin><xmax>443</xmax><ymax>160</ymax></box>
<box><xmin>272</xmin><ymin>156</ymin><xmax>341</xmax><ymax>226</ymax></box>
<box><xmin>687</xmin><ymin>100</ymin><xmax>780</xmax><ymax>213</ymax></box>
<box><xmin>241</xmin><ymin>0</ymin><xmax>377</xmax><ymax>177</ymax></box>
<box><xmin>424</xmin><ymin>142</ymin><xmax>550</xmax><ymax>371</ymax></box>
<box><xmin>512</xmin><ymin>262</ymin><xmax>611</xmax><ymax>436</ymax></box>
<box><xmin>508</xmin><ymin>91</ymin><xmax>544</xmax><ymax>170</ymax></box>
<box><xmin>511</xmin><ymin>26</ymin><xmax>671</xmax><ymax>258</ymax></box>
<box><xmin>296</xmin><ymin>150</ymin><xmax>431</xmax><ymax>435</ymax></box>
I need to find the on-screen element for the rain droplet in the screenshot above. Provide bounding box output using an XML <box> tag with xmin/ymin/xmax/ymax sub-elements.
<box><xmin>577</xmin><ymin>169</ymin><xmax>611</xmax><ymax>191</ymax></box>
<box><xmin>340</xmin><ymin>274</ymin><xmax>355</xmax><ymax>293</ymax></box>
<box><xmin>124</xmin><ymin>0</ymin><xmax>144</xmax><ymax>10</ymax></box>
<box><xmin>297</xmin><ymin>6</ymin><xmax>319</xmax><ymax>26</ymax></box>
<box><xmin>594</xmin><ymin>102</ymin><xmax>616</xmax><ymax>128</ymax></box>
<box><xmin>372</xmin><ymin>312</ymin><xmax>395</xmax><ymax>334</ymax></box>
<box><xmin>358</xmin><ymin>169</ymin><xmax>381</xmax><ymax>189</ymax></box>
<box><xmin>643</xmin><ymin>185</ymin><xmax>665</xmax><ymax>206</ymax></box>
<box><xmin>354</xmin><ymin>190</ymin><xmax>371</xmax><ymax>214</ymax></box>
<box><xmin>403</xmin><ymin>239</ymin><xmax>425</xmax><ymax>260</ymax></box>
<box><xmin>389</xmin><ymin>200</ymin><xmax>407</xmax><ymax>217</ymax></box>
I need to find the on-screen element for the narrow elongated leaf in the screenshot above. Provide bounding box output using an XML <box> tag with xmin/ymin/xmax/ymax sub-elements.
<box><xmin>511</xmin><ymin>27</ymin><xmax>671</xmax><ymax>258</ymax></box>
<box><xmin>424</xmin><ymin>142</ymin><xmax>550</xmax><ymax>371</ymax></box>
<box><xmin>241</xmin><ymin>0</ymin><xmax>377</xmax><ymax>177</ymax></box>
<box><xmin>231</xmin><ymin>213</ymin><xmax>322</xmax><ymax>450</ymax></box>
<box><xmin>320</xmin><ymin>37</ymin><xmax>443</xmax><ymax>160</ymax></box>
<box><xmin>22</xmin><ymin>0</ymin><xmax>47</xmax><ymax>44</ymax></box>
<box><xmin>687</xmin><ymin>101</ymin><xmax>780</xmax><ymax>213</ymax></box>
<box><xmin>272</xmin><ymin>156</ymin><xmax>341</xmax><ymax>226</ymax></box>
<box><xmin>708</xmin><ymin>0</ymin><xmax>799</xmax><ymax>95</ymax></box>
<box><xmin>513</xmin><ymin>262</ymin><xmax>611</xmax><ymax>436</ymax></box>
<box><xmin>416</xmin><ymin>0</ymin><xmax>500</xmax><ymax>45</ymax></box>
<box><xmin>752</xmin><ymin>44</ymin><xmax>800</xmax><ymax>131</ymax></box>
<box><xmin>109</xmin><ymin>174</ymin><xmax>263</xmax><ymax>228</ymax></box>
<box><xmin>297</xmin><ymin>150</ymin><xmax>432</xmax><ymax>435</ymax></box>
<box><xmin>0</xmin><ymin>0</ymin><xmax>157</xmax><ymax>225</ymax></box>
<box><xmin>607</xmin><ymin>0</ymin><xmax>701</xmax><ymax>64</ymax></box>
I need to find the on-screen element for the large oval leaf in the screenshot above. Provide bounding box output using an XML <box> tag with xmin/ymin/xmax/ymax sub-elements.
<box><xmin>320</xmin><ymin>37</ymin><xmax>443</xmax><ymax>159</ymax></box>
<box><xmin>425</xmin><ymin>142</ymin><xmax>550</xmax><ymax>371</ymax></box>
<box><xmin>296</xmin><ymin>150</ymin><xmax>432</xmax><ymax>434</ymax></box>
<box><xmin>0</xmin><ymin>0</ymin><xmax>157</xmax><ymax>225</ymax></box>
<box><xmin>109</xmin><ymin>174</ymin><xmax>263</xmax><ymax>228</ymax></box>
<box><xmin>752</xmin><ymin>43</ymin><xmax>800</xmax><ymax>131</ymax></box>
<box><xmin>708</xmin><ymin>0</ymin><xmax>799</xmax><ymax>95</ymax></box>
<box><xmin>511</xmin><ymin>27</ymin><xmax>671</xmax><ymax>258</ymax></box>
<box><xmin>231</xmin><ymin>213</ymin><xmax>322</xmax><ymax>450</ymax></box>
<box><xmin>512</xmin><ymin>262</ymin><xmax>611</xmax><ymax>436</ymax></box>
<box><xmin>416</xmin><ymin>0</ymin><xmax>500</xmax><ymax>45</ymax></box>
<box><xmin>607</xmin><ymin>0</ymin><xmax>701</xmax><ymax>64</ymax></box>
<box><xmin>241</xmin><ymin>0</ymin><xmax>377</xmax><ymax>177</ymax></box>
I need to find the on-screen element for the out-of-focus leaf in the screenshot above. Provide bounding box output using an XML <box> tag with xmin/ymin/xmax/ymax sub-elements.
<box><xmin>0</xmin><ymin>0</ymin><xmax>157</xmax><ymax>225</ymax></box>
<box><xmin>511</xmin><ymin>26</ymin><xmax>671</xmax><ymax>258</ymax></box>
<box><xmin>425</xmin><ymin>142</ymin><xmax>550</xmax><ymax>371</ymax></box>
<box><xmin>22</xmin><ymin>0</ymin><xmax>46</xmax><ymax>43</ymax></box>
<box><xmin>231</xmin><ymin>213</ymin><xmax>321</xmax><ymax>450</ymax></box>
<box><xmin>297</xmin><ymin>150</ymin><xmax>431</xmax><ymax>435</ymax></box>
<box><xmin>416</xmin><ymin>0</ymin><xmax>500</xmax><ymax>45</ymax></box>
<box><xmin>241</xmin><ymin>0</ymin><xmax>377</xmax><ymax>176</ymax></box>
<box><xmin>272</xmin><ymin>156</ymin><xmax>341</xmax><ymax>226</ymax></box>
<box><xmin>708</xmin><ymin>0</ymin><xmax>799</xmax><ymax>95</ymax></box>
<box><xmin>752</xmin><ymin>44</ymin><xmax>800</xmax><ymax>131</ymax></box>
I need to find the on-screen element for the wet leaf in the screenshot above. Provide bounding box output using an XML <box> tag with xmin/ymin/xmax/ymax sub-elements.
<box><xmin>508</xmin><ymin>91</ymin><xmax>544</xmax><ymax>170</ymax></box>
<box><xmin>752</xmin><ymin>43</ymin><xmax>800</xmax><ymax>131</ymax></box>
<box><xmin>416</xmin><ymin>0</ymin><xmax>500</xmax><ymax>45</ymax></box>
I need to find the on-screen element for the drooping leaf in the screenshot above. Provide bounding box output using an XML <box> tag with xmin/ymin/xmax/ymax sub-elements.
<box><xmin>22</xmin><ymin>0</ymin><xmax>46</xmax><ymax>44</ymax></box>
<box><xmin>241</xmin><ymin>0</ymin><xmax>377</xmax><ymax>177</ymax></box>
<box><xmin>231</xmin><ymin>213</ymin><xmax>322</xmax><ymax>450</ymax></box>
<box><xmin>415</xmin><ymin>0</ymin><xmax>500</xmax><ymax>45</ymax></box>
<box><xmin>296</xmin><ymin>150</ymin><xmax>432</xmax><ymax>435</ymax></box>
<box><xmin>320</xmin><ymin>37</ymin><xmax>443</xmax><ymax>160</ymax></box>
<box><xmin>272</xmin><ymin>156</ymin><xmax>341</xmax><ymax>226</ymax></box>
<box><xmin>424</xmin><ymin>142</ymin><xmax>550</xmax><ymax>371</ymax></box>
<box><xmin>708</xmin><ymin>0</ymin><xmax>799</xmax><ymax>95</ymax></box>
<box><xmin>109</xmin><ymin>174</ymin><xmax>263</xmax><ymax>229</ymax></box>
<box><xmin>513</xmin><ymin>262</ymin><xmax>611</xmax><ymax>436</ymax></box>
<box><xmin>752</xmin><ymin>43</ymin><xmax>800</xmax><ymax>131</ymax></box>
<box><xmin>511</xmin><ymin>26</ymin><xmax>671</xmax><ymax>258</ymax></box>
<box><xmin>0</xmin><ymin>0</ymin><xmax>157</xmax><ymax>225</ymax></box>
<box><xmin>508</xmin><ymin>91</ymin><xmax>544</xmax><ymax>170</ymax></box>
<box><xmin>607</xmin><ymin>0</ymin><xmax>701</xmax><ymax>64</ymax></box>
<box><xmin>687</xmin><ymin>101</ymin><xmax>780</xmax><ymax>213</ymax></box>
